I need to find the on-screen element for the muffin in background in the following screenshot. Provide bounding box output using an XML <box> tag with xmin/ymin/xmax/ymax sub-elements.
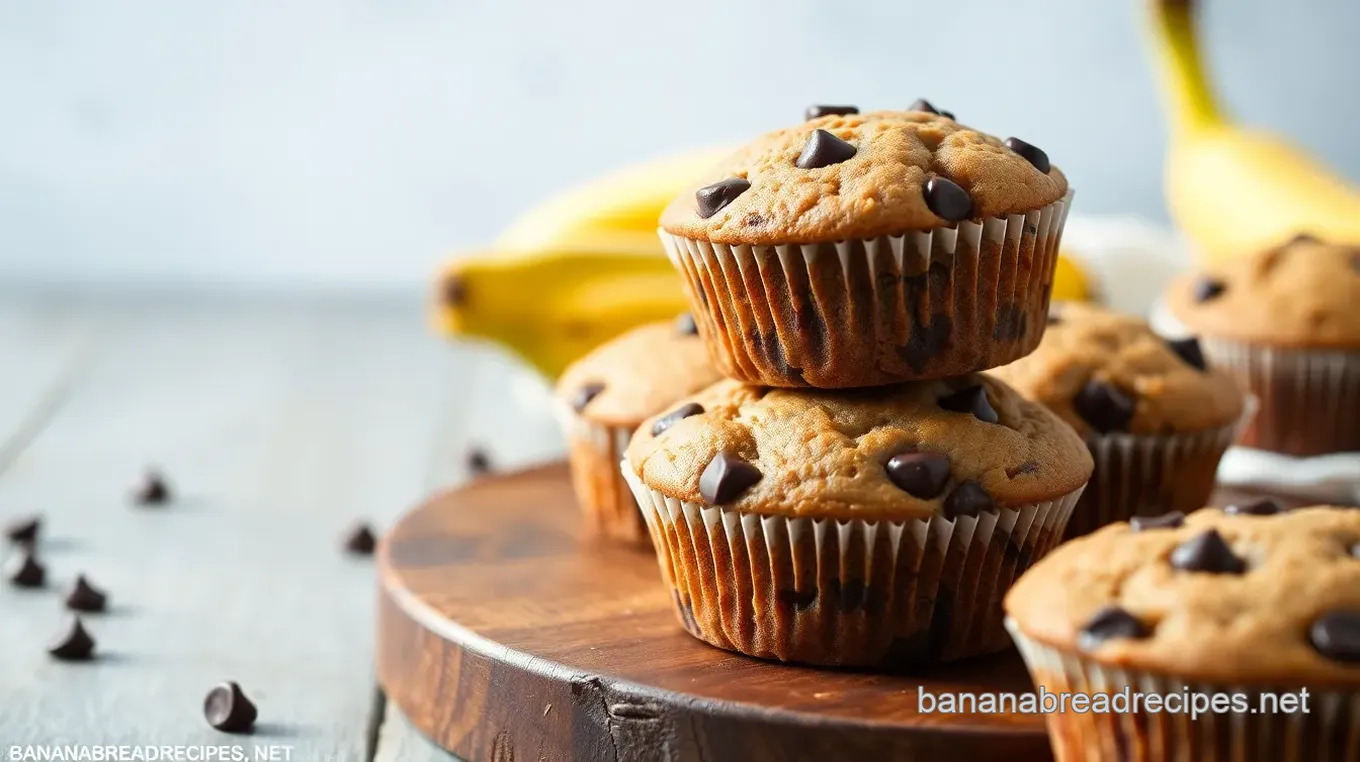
<box><xmin>1005</xmin><ymin>505</ymin><xmax>1360</xmax><ymax>761</ymax></box>
<box><xmin>621</xmin><ymin>374</ymin><xmax>1092</xmax><ymax>668</ymax></box>
<box><xmin>555</xmin><ymin>316</ymin><xmax>720</xmax><ymax>546</ymax></box>
<box><xmin>990</xmin><ymin>302</ymin><xmax>1246</xmax><ymax>539</ymax></box>
<box><xmin>1168</xmin><ymin>235</ymin><xmax>1360</xmax><ymax>456</ymax></box>
<box><xmin>659</xmin><ymin>105</ymin><xmax>1073</xmax><ymax>389</ymax></box>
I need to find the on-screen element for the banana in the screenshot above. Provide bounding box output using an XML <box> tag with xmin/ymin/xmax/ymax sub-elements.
<box><xmin>1148</xmin><ymin>0</ymin><xmax>1360</xmax><ymax>264</ymax></box>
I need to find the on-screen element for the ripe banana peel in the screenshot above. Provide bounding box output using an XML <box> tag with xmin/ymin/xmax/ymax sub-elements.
<box><xmin>1149</xmin><ymin>0</ymin><xmax>1360</xmax><ymax>264</ymax></box>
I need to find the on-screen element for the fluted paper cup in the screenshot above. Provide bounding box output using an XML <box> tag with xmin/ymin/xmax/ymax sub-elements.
<box><xmin>555</xmin><ymin>404</ymin><xmax>648</xmax><ymax>547</ymax></box>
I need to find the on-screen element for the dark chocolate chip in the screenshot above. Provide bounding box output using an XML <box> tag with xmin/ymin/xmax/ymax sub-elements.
<box><xmin>571</xmin><ymin>382</ymin><xmax>606</xmax><ymax>413</ymax></box>
<box><xmin>943</xmin><ymin>481</ymin><xmax>993</xmax><ymax>520</ymax></box>
<box><xmin>1166</xmin><ymin>336</ymin><xmax>1206</xmax><ymax>371</ymax></box>
<box><xmin>465</xmin><ymin>447</ymin><xmax>491</xmax><ymax>475</ymax></box>
<box><xmin>65</xmin><ymin>575</ymin><xmax>108</xmax><ymax>613</ymax></box>
<box><xmin>5</xmin><ymin>549</ymin><xmax>45</xmax><ymax>588</ymax></box>
<box><xmin>938</xmin><ymin>385</ymin><xmax>999</xmax><ymax>424</ymax></box>
<box><xmin>1005</xmin><ymin>137</ymin><xmax>1051</xmax><ymax>173</ymax></box>
<box><xmin>1311</xmin><ymin>611</ymin><xmax>1360</xmax><ymax>663</ymax></box>
<box><xmin>796</xmin><ymin>129</ymin><xmax>857</xmax><ymax>170</ymax></box>
<box><xmin>695</xmin><ymin>178</ymin><xmax>750</xmax><ymax>219</ymax></box>
<box><xmin>909</xmin><ymin>98</ymin><xmax>947</xmax><ymax>116</ymax></box>
<box><xmin>48</xmin><ymin>616</ymin><xmax>95</xmax><ymax>661</ymax></box>
<box><xmin>343</xmin><ymin>522</ymin><xmax>377</xmax><ymax>555</ymax></box>
<box><xmin>922</xmin><ymin>177</ymin><xmax>973</xmax><ymax>222</ymax></box>
<box><xmin>1169</xmin><ymin>529</ymin><xmax>1245</xmax><ymax>574</ymax></box>
<box><xmin>1225</xmin><ymin>498</ymin><xmax>1286</xmax><ymax>516</ymax></box>
<box><xmin>1192</xmin><ymin>276</ymin><xmax>1225</xmax><ymax>303</ymax></box>
<box><xmin>204</xmin><ymin>681</ymin><xmax>258</xmax><ymax>733</ymax></box>
<box><xmin>698</xmin><ymin>452</ymin><xmax>762</xmax><ymax>505</ymax></box>
<box><xmin>440</xmin><ymin>275</ymin><xmax>466</xmax><ymax>308</ymax></box>
<box><xmin>1129</xmin><ymin>511</ymin><xmax>1185</xmax><ymax>531</ymax></box>
<box><xmin>651</xmin><ymin>403</ymin><xmax>704</xmax><ymax>437</ymax></box>
<box><xmin>4</xmin><ymin>515</ymin><xmax>40</xmax><ymax>544</ymax></box>
<box><xmin>804</xmin><ymin>105</ymin><xmax>858</xmax><ymax>120</ymax></box>
<box><xmin>675</xmin><ymin>312</ymin><xmax>698</xmax><ymax>336</ymax></box>
<box><xmin>885</xmin><ymin>452</ymin><xmax>951</xmax><ymax>499</ymax></box>
<box><xmin>1078</xmin><ymin>605</ymin><xmax>1151</xmax><ymax>651</ymax></box>
<box><xmin>1046</xmin><ymin>312</ymin><xmax>1062</xmax><ymax>325</ymax></box>
<box><xmin>1073</xmin><ymin>380</ymin><xmax>1135</xmax><ymax>434</ymax></box>
<box><xmin>130</xmin><ymin>469</ymin><xmax>171</xmax><ymax>506</ymax></box>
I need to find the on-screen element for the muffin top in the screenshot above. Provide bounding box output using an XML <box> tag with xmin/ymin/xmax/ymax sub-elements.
<box><xmin>660</xmin><ymin>106</ymin><xmax>1069</xmax><ymax>246</ymax></box>
<box><xmin>625</xmin><ymin>374</ymin><xmax>1092</xmax><ymax>521</ymax></box>
<box><xmin>1005</xmin><ymin>505</ymin><xmax>1360</xmax><ymax>686</ymax></box>
<box><xmin>1167</xmin><ymin>235</ymin><xmax>1360</xmax><ymax>349</ymax></box>
<box><xmin>556</xmin><ymin>317</ymin><xmax>721</xmax><ymax>428</ymax></box>
<box><xmin>989</xmin><ymin>302</ymin><xmax>1245</xmax><ymax>437</ymax></box>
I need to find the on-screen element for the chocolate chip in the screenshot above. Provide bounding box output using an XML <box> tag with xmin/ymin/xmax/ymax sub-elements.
<box><xmin>65</xmin><ymin>574</ymin><xmax>108</xmax><ymax>613</ymax></box>
<box><xmin>48</xmin><ymin>616</ymin><xmax>95</xmax><ymax>661</ymax></box>
<box><xmin>1073</xmin><ymin>380</ymin><xmax>1135</xmax><ymax>434</ymax></box>
<box><xmin>796</xmin><ymin>129</ymin><xmax>857</xmax><ymax>170</ymax></box>
<box><xmin>1192</xmin><ymin>276</ymin><xmax>1225</xmax><ymax>303</ymax></box>
<box><xmin>1078</xmin><ymin>605</ymin><xmax>1150</xmax><ymax>651</ymax></box>
<box><xmin>1166</xmin><ymin>336</ymin><xmax>1206</xmax><ymax>371</ymax></box>
<box><xmin>1046</xmin><ymin>312</ymin><xmax>1062</xmax><ymax>325</ymax></box>
<box><xmin>698</xmin><ymin>452</ymin><xmax>761</xmax><ymax>505</ymax></box>
<box><xmin>440</xmin><ymin>275</ymin><xmax>466</xmax><ymax>307</ymax></box>
<box><xmin>1130</xmin><ymin>511</ymin><xmax>1185</xmax><ymax>531</ymax></box>
<box><xmin>130</xmin><ymin>469</ymin><xmax>171</xmax><ymax>506</ymax></box>
<box><xmin>343</xmin><ymin>522</ymin><xmax>377</xmax><ymax>555</ymax></box>
<box><xmin>805</xmin><ymin>105</ymin><xmax>858</xmax><ymax>120</ymax></box>
<box><xmin>204</xmin><ymin>681</ymin><xmax>258</xmax><ymax>733</ymax></box>
<box><xmin>943</xmin><ymin>481</ymin><xmax>993</xmax><ymax>520</ymax></box>
<box><xmin>571</xmin><ymin>382</ymin><xmax>606</xmax><ymax>413</ymax></box>
<box><xmin>1311</xmin><ymin>612</ymin><xmax>1360</xmax><ymax>663</ymax></box>
<box><xmin>885</xmin><ymin>452</ymin><xmax>951</xmax><ymax>499</ymax></box>
<box><xmin>1005</xmin><ymin>137</ymin><xmax>1051</xmax><ymax>173</ymax></box>
<box><xmin>1225</xmin><ymin>498</ymin><xmax>1286</xmax><ymax>516</ymax></box>
<box><xmin>4</xmin><ymin>515</ymin><xmax>40</xmax><ymax>544</ymax></box>
<box><xmin>651</xmin><ymin>403</ymin><xmax>704</xmax><ymax>437</ymax></box>
<box><xmin>675</xmin><ymin>312</ymin><xmax>698</xmax><ymax>335</ymax></box>
<box><xmin>909</xmin><ymin>98</ymin><xmax>953</xmax><ymax>120</ymax></box>
<box><xmin>695</xmin><ymin>178</ymin><xmax>750</xmax><ymax>219</ymax></box>
<box><xmin>938</xmin><ymin>385</ymin><xmax>998</xmax><ymax>424</ymax></box>
<box><xmin>5</xmin><ymin>548</ymin><xmax>45</xmax><ymax>588</ymax></box>
<box><xmin>1169</xmin><ymin>529</ymin><xmax>1245</xmax><ymax>574</ymax></box>
<box><xmin>922</xmin><ymin>177</ymin><xmax>972</xmax><ymax>222</ymax></box>
<box><xmin>465</xmin><ymin>447</ymin><xmax>491</xmax><ymax>475</ymax></box>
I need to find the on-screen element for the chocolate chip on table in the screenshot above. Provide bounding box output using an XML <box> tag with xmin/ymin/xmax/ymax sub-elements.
<box><xmin>922</xmin><ymin>177</ymin><xmax>973</xmax><ymax>222</ymax></box>
<box><xmin>1078</xmin><ymin>605</ymin><xmax>1150</xmax><ymax>651</ymax></box>
<box><xmin>796</xmin><ymin>129</ymin><xmax>857</xmax><ymax>170</ymax></box>
<box><xmin>695</xmin><ymin>178</ymin><xmax>751</xmax><ymax>219</ymax></box>
<box><xmin>66</xmin><ymin>574</ymin><xmax>108</xmax><ymax>613</ymax></box>
<box><xmin>465</xmin><ymin>447</ymin><xmax>492</xmax><ymax>476</ymax></box>
<box><xmin>1073</xmin><ymin>380</ymin><xmax>1135</xmax><ymax>434</ymax></box>
<box><xmin>1129</xmin><ymin>511</ymin><xmax>1185</xmax><ymax>531</ymax></box>
<box><xmin>1004</xmin><ymin>137</ymin><xmax>1051</xmax><ymax>173</ymax></box>
<box><xmin>938</xmin><ymin>385</ymin><xmax>999</xmax><ymax>424</ymax></box>
<box><xmin>440</xmin><ymin>274</ymin><xmax>466</xmax><ymax>308</ymax></box>
<box><xmin>908</xmin><ymin>98</ymin><xmax>953</xmax><ymax>120</ymax></box>
<box><xmin>1224</xmin><ymin>498</ymin><xmax>1286</xmax><ymax>516</ymax></box>
<box><xmin>342</xmin><ymin>522</ymin><xmax>378</xmax><ymax>555</ymax></box>
<box><xmin>675</xmin><ymin>312</ymin><xmax>698</xmax><ymax>336</ymax></box>
<box><xmin>885</xmin><ymin>452</ymin><xmax>951</xmax><ymax>499</ymax></box>
<box><xmin>48</xmin><ymin>616</ymin><xmax>96</xmax><ymax>661</ymax></box>
<box><xmin>943</xmin><ymin>481</ymin><xmax>994</xmax><ymax>520</ymax></box>
<box><xmin>698</xmin><ymin>452</ymin><xmax>762</xmax><ymax>505</ymax></box>
<box><xmin>651</xmin><ymin>403</ymin><xmax>704</xmax><ymax>437</ymax></box>
<box><xmin>1192</xmin><ymin>276</ymin><xmax>1225</xmax><ymax>303</ymax></box>
<box><xmin>5</xmin><ymin>548</ymin><xmax>46</xmax><ymax>588</ymax></box>
<box><xmin>1166</xmin><ymin>336</ymin><xmax>1206</xmax><ymax>371</ymax></box>
<box><xmin>1169</xmin><ymin>529</ymin><xmax>1245</xmax><ymax>574</ymax></box>
<box><xmin>204</xmin><ymin>681</ymin><xmax>258</xmax><ymax>733</ymax></box>
<box><xmin>4</xmin><ymin>515</ymin><xmax>40</xmax><ymax>545</ymax></box>
<box><xmin>1310</xmin><ymin>611</ymin><xmax>1360</xmax><ymax>663</ymax></box>
<box><xmin>130</xmin><ymin>468</ymin><xmax>171</xmax><ymax>506</ymax></box>
<box><xmin>571</xmin><ymin>382</ymin><xmax>606</xmax><ymax>413</ymax></box>
<box><xmin>804</xmin><ymin>105</ymin><xmax>859</xmax><ymax>120</ymax></box>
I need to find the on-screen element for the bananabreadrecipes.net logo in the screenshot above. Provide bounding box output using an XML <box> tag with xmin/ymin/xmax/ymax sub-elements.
<box><xmin>918</xmin><ymin>686</ymin><xmax>1311</xmax><ymax>721</ymax></box>
<box><xmin>7</xmin><ymin>746</ymin><xmax>294</xmax><ymax>762</ymax></box>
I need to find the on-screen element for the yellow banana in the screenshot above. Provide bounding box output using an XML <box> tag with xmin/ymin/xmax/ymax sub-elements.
<box><xmin>1148</xmin><ymin>0</ymin><xmax>1360</xmax><ymax>264</ymax></box>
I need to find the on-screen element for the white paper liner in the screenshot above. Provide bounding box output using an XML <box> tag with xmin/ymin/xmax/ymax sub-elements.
<box><xmin>621</xmin><ymin>459</ymin><xmax>1082</xmax><ymax>667</ymax></box>
<box><xmin>553</xmin><ymin>402</ymin><xmax>647</xmax><ymax>545</ymax></box>
<box><xmin>1007</xmin><ymin>621</ymin><xmax>1360</xmax><ymax>761</ymax></box>
<box><xmin>658</xmin><ymin>190</ymin><xmax>1074</xmax><ymax>388</ymax></box>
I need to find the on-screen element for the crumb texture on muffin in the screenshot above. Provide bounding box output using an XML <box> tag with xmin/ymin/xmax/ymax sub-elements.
<box><xmin>625</xmin><ymin>375</ymin><xmax>1092</xmax><ymax>521</ymax></box>
<box><xmin>660</xmin><ymin>110</ymin><xmax>1069</xmax><ymax>245</ymax></box>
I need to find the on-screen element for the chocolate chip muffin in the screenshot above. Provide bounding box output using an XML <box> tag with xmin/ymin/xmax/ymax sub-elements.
<box><xmin>991</xmin><ymin>303</ymin><xmax>1246</xmax><ymax>539</ymax></box>
<box><xmin>555</xmin><ymin>317</ymin><xmax>720</xmax><ymax>545</ymax></box>
<box><xmin>620</xmin><ymin>374</ymin><xmax>1092</xmax><ymax>667</ymax></box>
<box><xmin>658</xmin><ymin>103</ymin><xmax>1073</xmax><ymax>389</ymax></box>
<box><xmin>1168</xmin><ymin>235</ymin><xmax>1360</xmax><ymax>456</ymax></box>
<box><xmin>1006</xmin><ymin>504</ymin><xmax>1360</xmax><ymax>761</ymax></box>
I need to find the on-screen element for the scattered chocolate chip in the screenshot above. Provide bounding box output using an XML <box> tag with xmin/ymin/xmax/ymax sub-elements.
<box><xmin>65</xmin><ymin>574</ymin><xmax>108</xmax><ymax>613</ymax></box>
<box><xmin>1078</xmin><ymin>606</ymin><xmax>1150</xmax><ymax>651</ymax></box>
<box><xmin>675</xmin><ymin>312</ymin><xmax>698</xmax><ymax>336</ymax></box>
<box><xmin>1225</xmin><ymin>498</ymin><xmax>1286</xmax><ymax>516</ymax></box>
<box><xmin>48</xmin><ymin>616</ymin><xmax>95</xmax><ymax>661</ymax></box>
<box><xmin>440</xmin><ymin>275</ymin><xmax>466</xmax><ymax>307</ymax></box>
<box><xmin>4</xmin><ymin>515</ymin><xmax>40</xmax><ymax>544</ymax></box>
<box><xmin>342</xmin><ymin>522</ymin><xmax>377</xmax><ymax>555</ymax></box>
<box><xmin>5</xmin><ymin>549</ymin><xmax>45</xmax><ymax>588</ymax></box>
<box><xmin>805</xmin><ymin>105</ymin><xmax>858</xmax><ymax>120</ymax></box>
<box><xmin>1192</xmin><ymin>276</ymin><xmax>1225</xmax><ymax>303</ymax></box>
<box><xmin>1166</xmin><ymin>336</ymin><xmax>1206</xmax><ymax>371</ymax></box>
<box><xmin>1073</xmin><ymin>380</ymin><xmax>1135</xmax><ymax>434</ymax></box>
<box><xmin>571</xmin><ymin>382</ymin><xmax>606</xmax><ymax>413</ymax></box>
<box><xmin>943</xmin><ymin>481</ymin><xmax>993</xmax><ymax>520</ymax></box>
<box><xmin>1046</xmin><ymin>312</ymin><xmax>1062</xmax><ymax>325</ymax></box>
<box><xmin>698</xmin><ymin>452</ymin><xmax>761</xmax><ymax>505</ymax></box>
<box><xmin>922</xmin><ymin>177</ymin><xmax>972</xmax><ymax>222</ymax></box>
<box><xmin>885</xmin><ymin>452</ymin><xmax>951</xmax><ymax>499</ymax></box>
<box><xmin>938</xmin><ymin>385</ymin><xmax>999</xmax><ymax>424</ymax></box>
<box><xmin>1311</xmin><ymin>611</ymin><xmax>1360</xmax><ymax>663</ymax></box>
<box><xmin>651</xmin><ymin>403</ymin><xmax>704</xmax><ymax>437</ymax></box>
<box><xmin>204</xmin><ymin>681</ymin><xmax>258</xmax><ymax>733</ymax></box>
<box><xmin>695</xmin><ymin>178</ymin><xmax>750</xmax><ymax>219</ymax></box>
<box><xmin>1005</xmin><ymin>137</ymin><xmax>1050</xmax><ymax>173</ymax></box>
<box><xmin>130</xmin><ymin>469</ymin><xmax>171</xmax><ymax>506</ymax></box>
<box><xmin>1130</xmin><ymin>511</ymin><xmax>1185</xmax><ymax>531</ymax></box>
<box><xmin>465</xmin><ymin>447</ymin><xmax>491</xmax><ymax>476</ymax></box>
<box><xmin>1169</xmin><ymin>529</ymin><xmax>1245</xmax><ymax>574</ymax></box>
<box><xmin>909</xmin><ymin>98</ymin><xmax>950</xmax><ymax>118</ymax></box>
<box><xmin>796</xmin><ymin>129</ymin><xmax>857</xmax><ymax>170</ymax></box>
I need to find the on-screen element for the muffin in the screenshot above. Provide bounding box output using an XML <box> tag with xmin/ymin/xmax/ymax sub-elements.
<box><xmin>555</xmin><ymin>316</ymin><xmax>721</xmax><ymax>545</ymax></box>
<box><xmin>620</xmin><ymin>374</ymin><xmax>1092</xmax><ymax>667</ymax></box>
<box><xmin>1006</xmin><ymin>505</ymin><xmax>1360</xmax><ymax>761</ymax></box>
<box><xmin>1168</xmin><ymin>235</ymin><xmax>1360</xmax><ymax>456</ymax></box>
<box><xmin>659</xmin><ymin>104</ymin><xmax>1073</xmax><ymax>389</ymax></box>
<box><xmin>990</xmin><ymin>302</ymin><xmax>1247</xmax><ymax>539</ymax></box>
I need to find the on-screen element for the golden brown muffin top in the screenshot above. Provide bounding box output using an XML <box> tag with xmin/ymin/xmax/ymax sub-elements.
<box><xmin>555</xmin><ymin>318</ymin><xmax>721</xmax><ymax>428</ymax></box>
<box><xmin>1005</xmin><ymin>505</ymin><xmax>1360</xmax><ymax>686</ymax></box>
<box><xmin>660</xmin><ymin>108</ymin><xmax>1068</xmax><ymax>246</ymax></box>
<box><xmin>989</xmin><ymin>302</ymin><xmax>1245</xmax><ymax>437</ymax></box>
<box><xmin>1168</xmin><ymin>236</ymin><xmax>1360</xmax><ymax>349</ymax></box>
<box><xmin>624</xmin><ymin>375</ymin><xmax>1092</xmax><ymax>521</ymax></box>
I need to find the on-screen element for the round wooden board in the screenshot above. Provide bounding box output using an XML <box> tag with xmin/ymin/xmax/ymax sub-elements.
<box><xmin>377</xmin><ymin>463</ymin><xmax>1062</xmax><ymax>762</ymax></box>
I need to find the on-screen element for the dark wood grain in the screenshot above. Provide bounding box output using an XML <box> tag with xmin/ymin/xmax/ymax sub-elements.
<box><xmin>377</xmin><ymin>463</ymin><xmax>1056</xmax><ymax>762</ymax></box>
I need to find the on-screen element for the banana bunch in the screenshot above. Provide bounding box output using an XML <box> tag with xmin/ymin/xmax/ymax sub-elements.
<box><xmin>1148</xmin><ymin>0</ymin><xmax>1360</xmax><ymax>264</ymax></box>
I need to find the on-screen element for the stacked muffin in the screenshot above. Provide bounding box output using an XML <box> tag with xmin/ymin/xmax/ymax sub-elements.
<box><xmin>617</xmin><ymin>105</ymin><xmax>1094</xmax><ymax>668</ymax></box>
